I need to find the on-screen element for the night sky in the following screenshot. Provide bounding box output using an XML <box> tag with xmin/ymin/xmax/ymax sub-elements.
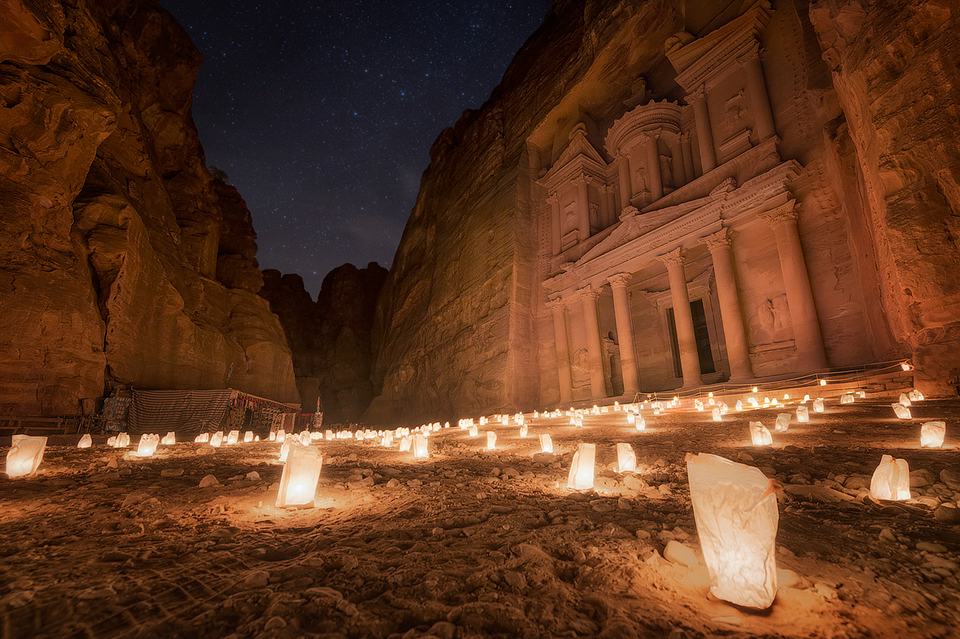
<box><xmin>160</xmin><ymin>0</ymin><xmax>551</xmax><ymax>297</ymax></box>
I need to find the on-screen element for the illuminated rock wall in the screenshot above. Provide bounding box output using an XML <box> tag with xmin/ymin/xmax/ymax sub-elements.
<box><xmin>368</xmin><ymin>0</ymin><xmax>960</xmax><ymax>423</ymax></box>
<box><xmin>0</xmin><ymin>0</ymin><xmax>299</xmax><ymax>414</ymax></box>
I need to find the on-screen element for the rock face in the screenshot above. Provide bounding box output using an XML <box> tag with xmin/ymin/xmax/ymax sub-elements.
<box><xmin>0</xmin><ymin>0</ymin><xmax>299</xmax><ymax>414</ymax></box>
<box><xmin>365</xmin><ymin>0</ymin><xmax>960</xmax><ymax>424</ymax></box>
<box><xmin>260</xmin><ymin>263</ymin><xmax>387</xmax><ymax>423</ymax></box>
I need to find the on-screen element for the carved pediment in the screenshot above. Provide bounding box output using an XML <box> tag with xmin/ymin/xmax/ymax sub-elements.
<box><xmin>540</xmin><ymin>123</ymin><xmax>606</xmax><ymax>186</ymax></box>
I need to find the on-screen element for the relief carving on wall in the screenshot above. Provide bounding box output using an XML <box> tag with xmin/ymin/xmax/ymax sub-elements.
<box><xmin>722</xmin><ymin>90</ymin><xmax>747</xmax><ymax>138</ymax></box>
<box><xmin>571</xmin><ymin>347</ymin><xmax>590</xmax><ymax>389</ymax></box>
<box><xmin>753</xmin><ymin>293</ymin><xmax>791</xmax><ymax>343</ymax></box>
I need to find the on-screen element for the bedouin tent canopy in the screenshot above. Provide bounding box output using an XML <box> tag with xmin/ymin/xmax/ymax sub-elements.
<box><xmin>127</xmin><ymin>389</ymin><xmax>298</xmax><ymax>437</ymax></box>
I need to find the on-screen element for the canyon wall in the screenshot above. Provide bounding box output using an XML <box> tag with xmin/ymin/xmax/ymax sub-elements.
<box><xmin>0</xmin><ymin>0</ymin><xmax>299</xmax><ymax>415</ymax></box>
<box><xmin>260</xmin><ymin>263</ymin><xmax>387</xmax><ymax>424</ymax></box>
<box><xmin>366</xmin><ymin>0</ymin><xmax>960</xmax><ymax>425</ymax></box>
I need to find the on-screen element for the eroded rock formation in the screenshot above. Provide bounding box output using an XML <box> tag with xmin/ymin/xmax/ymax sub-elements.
<box><xmin>260</xmin><ymin>263</ymin><xmax>387</xmax><ymax>424</ymax></box>
<box><xmin>366</xmin><ymin>0</ymin><xmax>960</xmax><ymax>424</ymax></box>
<box><xmin>0</xmin><ymin>0</ymin><xmax>298</xmax><ymax>414</ymax></box>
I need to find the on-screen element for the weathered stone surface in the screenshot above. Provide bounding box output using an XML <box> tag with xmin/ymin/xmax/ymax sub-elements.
<box><xmin>260</xmin><ymin>263</ymin><xmax>386</xmax><ymax>423</ymax></box>
<box><xmin>0</xmin><ymin>0</ymin><xmax>298</xmax><ymax>414</ymax></box>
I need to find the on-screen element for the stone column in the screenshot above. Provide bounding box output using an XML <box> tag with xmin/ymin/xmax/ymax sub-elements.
<box><xmin>603</xmin><ymin>185</ymin><xmax>617</xmax><ymax>228</ymax></box>
<box><xmin>547</xmin><ymin>298</ymin><xmax>574</xmax><ymax>403</ymax></box>
<box><xmin>617</xmin><ymin>150</ymin><xmax>632</xmax><ymax>210</ymax></box>
<box><xmin>667</xmin><ymin>134</ymin><xmax>686</xmax><ymax>187</ymax></box>
<box><xmin>547</xmin><ymin>193</ymin><xmax>561</xmax><ymax>256</ymax></box>
<box><xmin>689</xmin><ymin>86</ymin><xmax>717</xmax><ymax>172</ymax></box>
<box><xmin>763</xmin><ymin>203</ymin><xmax>829</xmax><ymax>371</ymax></box>
<box><xmin>659</xmin><ymin>247</ymin><xmax>703</xmax><ymax>388</ymax></box>
<box><xmin>644</xmin><ymin>130</ymin><xmax>663</xmax><ymax>201</ymax></box>
<box><xmin>701</xmin><ymin>228</ymin><xmax>753</xmax><ymax>380</ymax></box>
<box><xmin>681</xmin><ymin>132</ymin><xmax>696</xmax><ymax>180</ymax></box>
<box><xmin>742</xmin><ymin>50</ymin><xmax>776</xmax><ymax>141</ymax></box>
<box><xmin>578</xmin><ymin>285</ymin><xmax>607</xmax><ymax>399</ymax></box>
<box><xmin>575</xmin><ymin>174</ymin><xmax>591</xmax><ymax>241</ymax></box>
<box><xmin>608</xmin><ymin>273</ymin><xmax>639</xmax><ymax>394</ymax></box>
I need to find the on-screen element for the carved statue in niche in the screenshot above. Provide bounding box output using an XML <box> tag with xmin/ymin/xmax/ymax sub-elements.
<box><xmin>659</xmin><ymin>154</ymin><xmax>674</xmax><ymax>190</ymax></box>
<box><xmin>571</xmin><ymin>347</ymin><xmax>590</xmax><ymax>389</ymax></box>
<box><xmin>563</xmin><ymin>202</ymin><xmax>578</xmax><ymax>234</ymax></box>
<box><xmin>635</xmin><ymin>166</ymin><xmax>647</xmax><ymax>192</ymax></box>
<box><xmin>589</xmin><ymin>203</ymin><xmax>600</xmax><ymax>230</ymax></box>
<box><xmin>755</xmin><ymin>293</ymin><xmax>791</xmax><ymax>343</ymax></box>
<box><xmin>722</xmin><ymin>90</ymin><xmax>747</xmax><ymax>139</ymax></box>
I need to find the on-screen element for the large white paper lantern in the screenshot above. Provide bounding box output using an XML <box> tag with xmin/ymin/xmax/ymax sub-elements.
<box><xmin>113</xmin><ymin>432</ymin><xmax>130</xmax><ymax>448</ymax></box>
<box><xmin>210</xmin><ymin>432</ymin><xmax>223</xmax><ymax>447</ymax></box>
<box><xmin>796</xmin><ymin>406</ymin><xmax>809</xmax><ymax>423</ymax></box>
<box><xmin>892</xmin><ymin>403</ymin><xmax>912</xmax><ymax>419</ymax></box>
<box><xmin>6</xmin><ymin>435</ymin><xmax>47</xmax><ymax>477</ymax></box>
<box><xmin>566</xmin><ymin>443</ymin><xmax>595</xmax><ymax>490</ymax></box>
<box><xmin>616</xmin><ymin>443</ymin><xmax>636</xmax><ymax>473</ymax></box>
<box><xmin>161</xmin><ymin>432</ymin><xmax>176</xmax><ymax>445</ymax></box>
<box><xmin>468</xmin><ymin>425</ymin><xmax>478</xmax><ymax>437</ymax></box>
<box><xmin>412</xmin><ymin>433</ymin><xmax>429</xmax><ymax>458</ymax></box>
<box><xmin>136</xmin><ymin>434</ymin><xmax>160</xmax><ymax>457</ymax></box>
<box><xmin>812</xmin><ymin>398</ymin><xmax>824</xmax><ymax>413</ymax></box>
<box><xmin>539</xmin><ymin>434</ymin><xmax>554</xmax><ymax>454</ymax></box>
<box><xmin>276</xmin><ymin>445</ymin><xmax>323</xmax><ymax>508</ymax></box>
<box><xmin>899</xmin><ymin>393</ymin><xmax>911</xmax><ymax>407</ymax></box>
<box><xmin>840</xmin><ymin>394</ymin><xmax>854</xmax><ymax>405</ymax></box>
<box><xmin>686</xmin><ymin>453</ymin><xmax>779</xmax><ymax>609</ymax></box>
<box><xmin>399</xmin><ymin>435</ymin><xmax>412</xmax><ymax>452</ymax></box>
<box><xmin>749</xmin><ymin>422</ymin><xmax>772</xmax><ymax>446</ymax></box>
<box><xmin>635</xmin><ymin>415</ymin><xmax>646</xmax><ymax>432</ymax></box>
<box><xmin>77</xmin><ymin>434</ymin><xmax>92</xmax><ymax>449</ymax></box>
<box><xmin>774</xmin><ymin>413</ymin><xmax>790</xmax><ymax>432</ymax></box>
<box><xmin>486</xmin><ymin>432</ymin><xmax>497</xmax><ymax>450</ymax></box>
<box><xmin>908</xmin><ymin>389</ymin><xmax>924</xmax><ymax>402</ymax></box>
<box><xmin>276</xmin><ymin>429</ymin><xmax>286</xmax><ymax>443</ymax></box>
<box><xmin>107</xmin><ymin>435</ymin><xmax>117</xmax><ymax>446</ymax></box>
<box><xmin>920</xmin><ymin>422</ymin><xmax>946</xmax><ymax>448</ymax></box>
<box><xmin>870</xmin><ymin>455</ymin><xmax>911</xmax><ymax>501</ymax></box>
<box><xmin>243</xmin><ymin>431</ymin><xmax>254</xmax><ymax>443</ymax></box>
<box><xmin>226</xmin><ymin>430</ymin><xmax>240</xmax><ymax>445</ymax></box>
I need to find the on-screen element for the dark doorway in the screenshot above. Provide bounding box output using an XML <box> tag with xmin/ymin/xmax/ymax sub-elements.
<box><xmin>667</xmin><ymin>300</ymin><xmax>716</xmax><ymax>377</ymax></box>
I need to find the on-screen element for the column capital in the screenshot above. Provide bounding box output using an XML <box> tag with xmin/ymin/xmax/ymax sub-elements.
<box><xmin>736</xmin><ymin>42</ymin><xmax>761</xmax><ymax>69</ymax></box>
<box><xmin>761</xmin><ymin>201</ymin><xmax>799</xmax><ymax>228</ymax></box>
<box><xmin>701</xmin><ymin>227</ymin><xmax>731</xmax><ymax>251</ymax></box>
<box><xmin>688</xmin><ymin>85</ymin><xmax>708</xmax><ymax>103</ymax></box>
<box><xmin>573</xmin><ymin>172</ymin><xmax>590</xmax><ymax>186</ymax></box>
<box><xmin>619</xmin><ymin>205</ymin><xmax>639</xmax><ymax>221</ymax></box>
<box><xmin>577</xmin><ymin>284</ymin><xmax>600</xmax><ymax>301</ymax></box>
<box><xmin>608</xmin><ymin>272</ymin><xmax>632</xmax><ymax>289</ymax></box>
<box><xmin>545</xmin><ymin>297</ymin><xmax>567</xmax><ymax>311</ymax></box>
<box><xmin>545</xmin><ymin>192</ymin><xmax>559</xmax><ymax>205</ymax></box>
<box><xmin>643</xmin><ymin>127</ymin><xmax>663</xmax><ymax>140</ymax></box>
<box><xmin>657</xmin><ymin>246</ymin><xmax>685</xmax><ymax>269</ymax></box>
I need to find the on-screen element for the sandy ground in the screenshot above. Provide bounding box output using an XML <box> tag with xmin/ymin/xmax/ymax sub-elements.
<box><xmin>2</xmin><ymin>388</ymin><xmax>960</xmax><ymax>639</ymax></box>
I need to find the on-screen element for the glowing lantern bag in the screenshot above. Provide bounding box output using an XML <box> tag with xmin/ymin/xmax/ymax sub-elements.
<box><xmin>161</xmin><ymin>432</ymin><xmax>176</xmax><ymax>445</ymax></box>
<box><xmin>750</xmin><ymin>422</ymin><xmax>772</xmax><ymax>446</ymax></box>
<box><xmin>276</xmin><ymin>445</ymin><xmax>323</xmax><ymax>508</ymax></box>
<box><xmin>413</xmin><ymin>433</ymin><xmax>429</xmax><ymax>458</ymax></box>
<box><xmin>774</xmin><ymin>413</ymin><xmax>790</xmax><ymax>432</ymax></box>
<box><xmin>6</xmin><ymin>435</ymin><xmax>47</xmax><ymax>477</ymax></box>
<box><xmin>616</xmin><ymin>443</ymin><xmax>636</xmax><ymax>473</ymax></box>
<box><xmin>920</xmin><ymin>421</ymin><xmax>946</xmax><ymax>448</ymax></box>
<box><xmin>539</xmin><ymin>434</ymin><xmax>554</xmax><ymax>454</ymax></box>
<box><xmin>226</xmin><ymin>430</ymin><xmax>240</xmax><ymax>445</ymax></box>
<box><xmin>243</xmin><ymin>431</ymin><xmax>254</xmax><ymax>443</ymax></box>
<box><xmin>892</xmin><ymin>403</ymin><xmax>911</xmax><ymax>419</ymax></box>
<box><xmin>486</xmin><ymin>432</ymin><xmax>497</xmax><ymax>450</ymax></box>
<box><xmin>796</xmin><ymin>406</ymin><xmax>809</xmax><ymax>423</ymax></box>
<box><xmin>686</xmin><ymin>453</ymin><xmax>779</xmax><ymax>609</ymax></box>
<box><xmin>567</xmin><ymin>443</ymin><xmax>596</xmax><ymax>490</ymax></box>
<box><xmin>136</xmin><ymin>433</ymin><xmax>160</xmax><ymax>457</ymax></box>
<box><xmin>870</xmin><ymin>455</ymin><xmax>911</xmax><ymax>501</ymax></box>
<box><xmin>77</xmin><ymin>434</ymin><xmax>93</xmax><ymax>449</ymax></box>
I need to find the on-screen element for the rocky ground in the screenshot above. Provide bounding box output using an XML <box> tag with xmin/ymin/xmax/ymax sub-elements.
<box><xmin>2</xmin><ymin>386</ymin><xmax>960</xmax><ymax>639</ymax></box>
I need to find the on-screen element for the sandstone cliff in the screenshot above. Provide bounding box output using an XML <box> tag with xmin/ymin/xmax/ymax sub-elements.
<box><xmin>365</xmin><ymin>0</ymin><xmax>960</xmax><ymax>424</ymax></box>
<box><xmin>260</xmin><ymin>263</ymin><xmax>387</xmax><ymax>424</ymax></box>
<box><xmin>0</xmin><ymin>0</ymin><xmax>299</xmax><ymax>415</ymax></box>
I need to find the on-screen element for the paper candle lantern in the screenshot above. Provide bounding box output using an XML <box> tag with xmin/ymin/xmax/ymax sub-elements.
<box><xmin>695</xmin><ymin>399</ymin><xmax>704</xmax><ymax>412</ymax></box>
<box><xmin>268</xmin><ymin>431</ymin><xmax>277</xmax><ymax>442</ymax></box>
<box><xmin>413</xmin><ymin>433</ymin><xmax>429</xmax><ymax>458</ymax></box>
<box><xmin>211</xmin><ymin>432</ymin><xmax>225</xmax><ymax>447</ymax></box>
<box><xmin>566</xmin><ymin>443</ymin><xmax>596</xmax><ymax>490</ymax></box>
<box><xmin>136</xmin><ymin>434</ymin><xmax>160</xmax><ymax>457</ymax></box>
<box><xmin>840</xmin><ymin>394</ymin><xmax>854</xmax><ymax>405</ymax></box>
<box><xmin>749</xmin><ymin>422</ymin><xmax>772</xmax><ymax>446</ymax></box>
<box><xmin>469</xmin><ymin>425</ymin><xmax>478</xmax><ymax>437</ymax></box>
<box><xmin>901</xmin><ymin>362</ymin><xmax>912</xmax><ymax>371</ymax></box>
<box><xmin>712</xmin><ymin>407</ymin><xmax>722</xmax><ymax>422</ymax></box>
<box><xmin>774</xmin><ymin>413</ymin><xmax>790</xmax><ymax>432</ymax></box>
<box><xmin>276</xmin><ymin>445</ymin><xmax>323</xmax><ymax>508</ymax></box>
<box><xmin>899</xmin><ymin>393</ymin><xmax>911</xmax><ymax>407</ymax></box>
<box><xmin>243</xmin><ymin>431</ymin><xmax>254</xmax><ymax>443</ymax></box>
<box><xmin>519</xmin><ymin>425</ymin><xmax>528</xmax><ymax>438</ymax></box>
<box><xmin>486</xmin><ymin>432</ymin><xmax>497</xmax><ymax>450</ymax></box>
<box><xmin>107</xmin><ymin>436</ymin><xmax>117</xmax><ymax>446</ymax></box>
<box><xmin>78</xmin><ymin>434</ymin><xmax>92</xmax><ymax>449</ymax></box>
<box><xmin>892</xmin><ymin>403</ymin><xmax>911</xmax><ymax>419</ymax></box>
<box><xmin>161</xmin><ymin>432</ymin><xmax>176</xmax><ymax>445</ymax></box>
<box><xmin>748</xmin><ymin>397</ymin><xmax>759</xmax><ymax>408</ymax></box>
<box><xmin>921</xmin><ymin>421</ymin><xmax>946</xmax><ymax>448</ymax></box>
<box><xmin>908</xmin><ymin>390</ymin><xmax>924</xmax><ymax>402</ymax></box>
<box><xmin>820</xmin><ymin>379</ymin><xmax>827</xmax><ymax>386</ymax></box>
<box><xmin>617</xmin><ymin>443</ymin><xmax>636</xmax><ymax>473</ymax></box>
<box><xmin>796</xmin><ymin>406</ymin><xmax>809</xmax><ymax>423</ymax></box>
<box><xmin>627</xmin><ymin>412</ymin><xmax>635</xmax><ymax>426</ymax></box>
<box><xmin>813</xmin><ymin>398</ymin><xmax>824</xmax><ymax>413</ymax></box>
<box><xmin>686</xmin><ymin>453</ymin><xmax>779</xmax><ymax>609</ymax></box>
<box><xmin>115</xmin><ymin>433</ymin><xmax>130</xmax><ymax>447</ymax></box>
<box><xmin>226</xmin><ymin>430</ymin><xmax>240</xmax><ymax>445</ymax></box>
<box><xmin>279</xmin><ymin>441</ymin><xmax>292</xmax><ymax>462</ymax></box>
<box><xmin>6</xmin><ymin>435</ymin><xmax>47</xmax><ymax>477</ymax></box>
<box><xmin>736</xmin><ymin>400</ymin><xmax>743</xmax><ymax>411</ymax></box>
<box><xmin>574</xmin><ymin>414</ymin><xmax>584</xmax><ymax>428</ymax></box>
<box><xmin>325</xmin><ymin>430</ymin><xmax>333</xmax><ymax>440</ymax></box>
<box><xmin>635</xmin><ymin>415</ymin><xmax>646</xmax><ymax>431</ymax></box>
<box><xmin>870</xmin><ymin>455</ymin><xmax>911</xmax><ymax>500</ymax></box>
<box><xmin>299</xmin><ymin>431</ymin><xmax>311</xmax><ymax>446</ymax></box>
<box><xmin>194</xmin><ymin>433</ymin><xmax>209</xmax><ymax>443</ymax></box>
<box><xmin>399</xmin><ymin>435</ymin><xmax>412</xmax><ymax>452</ymax></box>
<box><xmin>539</xmin><ymin>434</ymin><xmax>554</xmax><ymax>453</ymax></box>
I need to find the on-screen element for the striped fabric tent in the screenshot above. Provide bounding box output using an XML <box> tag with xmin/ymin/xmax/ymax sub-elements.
<box><xmin>127</xmin><ymin>389</ymin><xmax>233</xmax><ymax>437</ymax></box>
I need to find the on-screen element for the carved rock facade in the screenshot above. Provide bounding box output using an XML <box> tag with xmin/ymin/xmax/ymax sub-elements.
<box><xmin>367</xmin><ymin>0</ymin><xmax>960</xmax><ymax>423</ymax></box>
<box><xmin>0</xmin><ymin>0</ymin><xmax>299</xmax><ymax>414</ymax></box>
